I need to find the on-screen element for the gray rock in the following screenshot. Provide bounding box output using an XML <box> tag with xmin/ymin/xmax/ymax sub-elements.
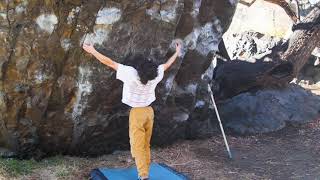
<box><xmin>220</xmin><ymin>84</ymin><xmax>320</xmax><ymax>134</ymax></box>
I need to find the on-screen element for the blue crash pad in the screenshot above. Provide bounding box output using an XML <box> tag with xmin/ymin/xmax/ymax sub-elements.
<box><xmin>90</xmin><ymin>163</ymin><xmax>189</xmax><ymax>180</ymax></box>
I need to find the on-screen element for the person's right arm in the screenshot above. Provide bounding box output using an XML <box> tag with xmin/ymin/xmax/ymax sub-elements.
<box><xmin>163</xmin><ymin>42</ymin><xmax>182</xmax><ymax>71</ymax></box>
<box><xmin>82</xmin><ymin>43</ymin><xmax>118</xmax><ymax>71</ymax></box>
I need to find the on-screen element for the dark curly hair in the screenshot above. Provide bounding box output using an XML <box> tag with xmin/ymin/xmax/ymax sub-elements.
<box><xmin>125</xmin><ymin>54</ymin><xmax>158</xmax><ymax>85</ymax></box>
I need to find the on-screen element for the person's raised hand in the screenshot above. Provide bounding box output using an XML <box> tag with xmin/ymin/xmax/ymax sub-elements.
<box><xmin>175</xmin><ymin>42</ymin><xmax>182</xmax><ymax>54</ymax></box>
<box><xmin>82</xmin><ymin>43</ymin><xmax>96</xmax><ymax>54</ymax></box>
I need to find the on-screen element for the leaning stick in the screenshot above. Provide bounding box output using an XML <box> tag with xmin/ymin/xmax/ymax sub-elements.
<box><xmin>208</xmin><ymin>84</ymin><xmax>233</xmax><ymax>159</ymax></box>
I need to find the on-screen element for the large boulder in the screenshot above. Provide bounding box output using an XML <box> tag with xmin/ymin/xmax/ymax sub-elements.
<box><xmin>220</xmin><ymin>84</ymin><xmax>320</xmax><ymax>134</ymax></box>
<box><xmin>0</xmin><ymin>0</ymin><xmax>237</xmax><ymax>158</ymax></box>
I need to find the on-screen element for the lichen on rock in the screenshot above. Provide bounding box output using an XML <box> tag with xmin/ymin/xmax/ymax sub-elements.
<box><xmin>72</xmin><ymin>66</ymin><xmax>93</xmax><ymax>121</ymax></box>
<box><xmin>35</xmin><ymin>14</ymin><xmax>58</xmax><ymax>34</ymax></box>
<box><xmin>146</xmin><ymin>0</ymin><xmax>181</xmax><ymax>23</ymax></box>
<box><xmin>96</xmin><ymin>7</ymin><xmax>121</xmax><ymax>25</ymax></box>
<box><xmin>81</xmin><ymin>6</ymin><xmax>122</xmax><ymax>46</ymax></box>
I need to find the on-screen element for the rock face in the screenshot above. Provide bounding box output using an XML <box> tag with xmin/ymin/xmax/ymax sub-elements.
<box><xmin>0</xmin><ymin>0</ymin><xmax>237</xmax><ymax>157</ymax></box>
<box><xmin>224</xmin><ymin>31</ymin><xmax>282</xmax><ymax>61</ymax></box>
<box><xmin>223</xmin><ymin>0</ymin><xmax>320</xmax><ymax>41</ymax></box>
<box><xmin>223</xmin><ymin>0</ymin><xmax>294</xmax><ymax>38</ymax></box>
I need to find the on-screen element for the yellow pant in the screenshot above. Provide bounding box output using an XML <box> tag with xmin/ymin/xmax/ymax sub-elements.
<box><xmin>129</xmin><ymin>106</ymin><xmax>154</xmax><ymax>178</ymax></box>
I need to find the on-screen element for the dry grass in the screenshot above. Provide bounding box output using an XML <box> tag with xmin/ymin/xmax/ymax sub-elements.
<box><xmin>1</xmin><ymin>118</ymin><xmax>319</xmax><ymax>180</ymax></box>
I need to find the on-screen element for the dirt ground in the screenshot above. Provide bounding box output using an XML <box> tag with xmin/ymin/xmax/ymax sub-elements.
<box><xmin>3</xmin><ymin>116</ymin><xmax>317</xmax><ymax>180</ymax></box>
<box><xmin>150</xmin><ymin>118</ymin><xmax>320</xmax><ymax>180</ymax></box>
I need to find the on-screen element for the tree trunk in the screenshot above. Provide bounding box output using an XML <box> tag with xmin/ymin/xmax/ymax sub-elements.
<box><xmin>214</xmin><ymin>5</ymin><xmax>320</xmax><ymax>100</ymax></box>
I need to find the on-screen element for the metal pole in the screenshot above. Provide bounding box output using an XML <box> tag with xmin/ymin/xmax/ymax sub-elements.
<box><xmin>208</xmin><ymin>84</ymin><xmax>232</xmax><ymax>159</ymax></box>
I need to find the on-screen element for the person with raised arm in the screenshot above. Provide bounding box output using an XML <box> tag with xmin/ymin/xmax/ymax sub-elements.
<box><xmin>82</xmin><ymin>42</ymin><xmax>182</xmax><ymax>180</ymax></box>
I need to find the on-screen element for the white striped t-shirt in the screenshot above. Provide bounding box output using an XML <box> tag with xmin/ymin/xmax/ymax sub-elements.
<box><xmin>116</xmin><ymin>63</ymin><xmax>164</xmax><ymax>107</ymax></box>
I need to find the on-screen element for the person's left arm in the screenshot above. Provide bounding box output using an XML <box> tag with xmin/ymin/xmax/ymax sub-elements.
<box><xmin>82</xmin><ymin>43</ymin><xmax>118</xmax><ymax>71</ymax></box>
